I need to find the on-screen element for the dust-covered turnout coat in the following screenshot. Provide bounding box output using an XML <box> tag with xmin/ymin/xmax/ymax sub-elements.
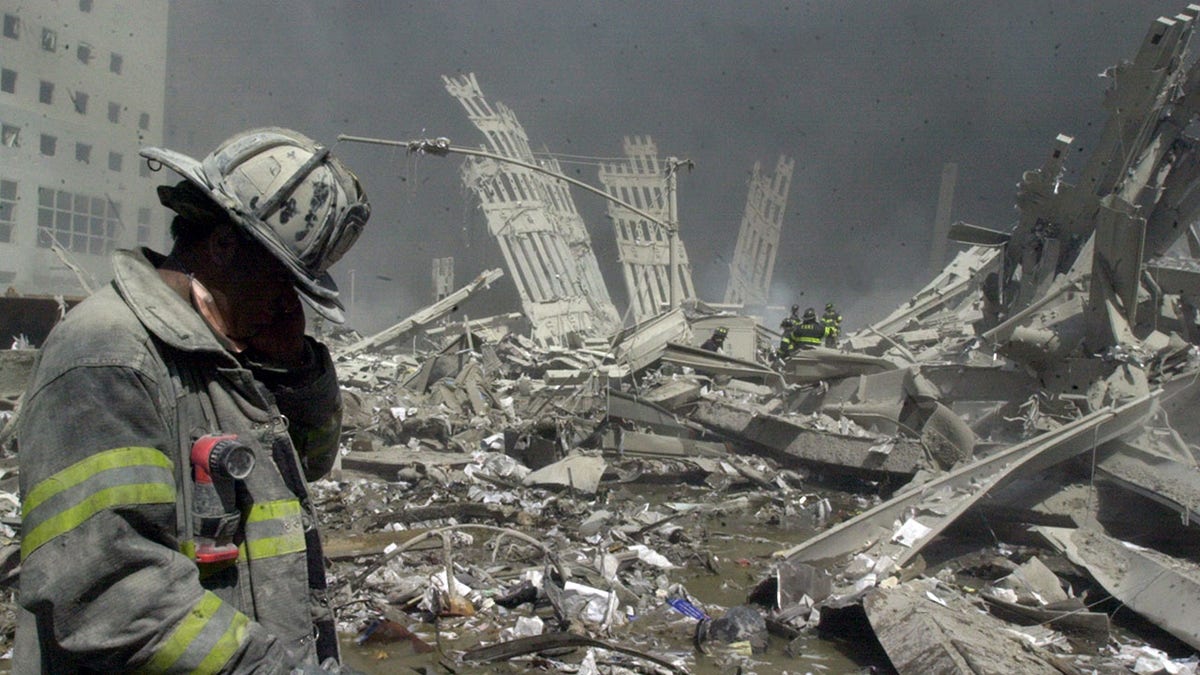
<box><xmin>16</xmin><ymin>248</ymin><xmax>343</xmax><ymax>673</ymax></box>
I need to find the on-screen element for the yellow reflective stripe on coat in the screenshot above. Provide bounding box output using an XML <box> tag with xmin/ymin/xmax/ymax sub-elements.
<box><xmin>244</xmin><ymin>499</ymin><xmax>306</xmax><ymax>560</ymax></box>
<box><xmin>140</xmin><ymin>591</ymin><xmax>247</xmax><ymax>674</ymax></box>
<box><xmin>23</xmin><ymin>446</ymin><xmax>172</xmax><ymax>513</ymax></box>
<box><xmin>21</xmin><ymin>447</ymin><xmax>175</xmax><ymax>559</ymax></box>
<box><xmin>246</xmin><ymin>499</ymin><xmax>301</xmax><ymax>523</ymax></box>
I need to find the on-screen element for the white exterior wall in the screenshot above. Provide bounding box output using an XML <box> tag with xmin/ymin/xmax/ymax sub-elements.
<box><xmin>0</xmin><ymin>0</ymin><xmax>167</xmax><ymax>297</ymax></box>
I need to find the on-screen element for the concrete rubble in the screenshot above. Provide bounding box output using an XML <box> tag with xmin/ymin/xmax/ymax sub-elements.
<box><xmin>1</xmin><ymin>6</ymin><xmax>1200</xmax><ymax>674</ymax></box>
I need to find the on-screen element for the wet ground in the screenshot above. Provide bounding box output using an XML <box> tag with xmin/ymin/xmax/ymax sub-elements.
<box><xmin>323</xmin><ymin>475</ymin><xmax>885</xmax><ymax>674</ymax></box>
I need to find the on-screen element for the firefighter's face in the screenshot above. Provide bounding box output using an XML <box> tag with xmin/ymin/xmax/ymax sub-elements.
<box><xmin>206</xmin><ymin>225</ymin><xmax>301</xmax><ymax>343</ymax></box>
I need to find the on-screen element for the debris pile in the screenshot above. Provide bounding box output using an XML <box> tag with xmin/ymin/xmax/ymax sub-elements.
<box><xmin>1</xmin><ymin>5</ymin><xmax>1200</xmax><ymax>674</ymax></box>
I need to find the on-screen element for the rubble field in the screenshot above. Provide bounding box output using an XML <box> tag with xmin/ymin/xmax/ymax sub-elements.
<box><xmin>4</xmin><ymin>4</ymin><xmax>1200</xmax><ymax>674</ymax></box>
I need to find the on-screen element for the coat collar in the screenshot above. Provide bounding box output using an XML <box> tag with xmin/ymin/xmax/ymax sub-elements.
<box><xmin>111</xmin><ymin>247</ymin><xmax>230</xmax><ymax>356</ymax></box>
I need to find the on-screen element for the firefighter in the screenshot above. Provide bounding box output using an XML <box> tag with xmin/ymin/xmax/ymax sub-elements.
<box><xmin>822</xmin><ymin>302</ymin><xmax>843</xmax><ymax>348</ymax></box>
<box><xmin>701</xmin><ymin>326</ymin><xmax>729</xmax><ymax>352</ymax></box>
<box><xmin>780</xmin><ymin>304</ymin><xmax>801</xmax><ymax>332</ymax></box>
<box><xmin>15</xmin><ymin>128</ymin><xmax>369</xmax><ymax>672</ymax></box>
<box><xmin>790</xmin><ymin>307</ymin><xmax>827</xmax><ymax>350</ymax></box>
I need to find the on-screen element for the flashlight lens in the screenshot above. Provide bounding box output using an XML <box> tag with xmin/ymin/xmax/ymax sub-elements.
<box><xmin>209</xmin><ymin>439</ymin><xmax>256</xmax><ymax>480</ymax></box>
<box><xmin>223</xmin><ymin>445</ymin><xmax>255</xmax><ymax>480</ymax></box>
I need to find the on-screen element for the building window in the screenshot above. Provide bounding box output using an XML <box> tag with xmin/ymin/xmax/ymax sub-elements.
<box><xmin>39</xmin><ymin>80</ymin><xmax>53</xmax><ymax>105</ymax></box>
<box><xmin>79</xmin><ymin>0</ymin><xmax>93</xmax><ymax>12</ymax></box>
<box><xmin>0</xmin><ymin>179</ymin><xmax>16</xmax><ymax>243</ymax></box>
<box><xmin>107</xmin><ymin>151</ymin><xmax>122</xmax><ymax>172</ymax></box>
<box><xmin>37</xmin><ymin>188</ymin><xmax>120</xmax><ymax>255</ymax></box>
<box><xmin>138</xmin><ymin>112</ymin><xmax>150</xmax><ymax>131</ymax></box>
<box><xmin>75</xmin><ymin>142</ymin><xmax>91</xmax><ymax>163</ymax></box>
<box><xmin>1</xmin><ymin>123</ymin><xmax>18</xmax><ymax>147</ymax></box>
<box><xmin>41</xmin><ymin>28</ymin><xmax>56</xmax><ymax>52</ymax></box>
<box><xmin>39</xmin><ymin>134</ymin><xmax>56</xmax><ymax>157</ymax></box>
<box><xmin>72</xmin><ymin>90</ymin><xmax>88</xmax><ymax>114</ymax></box>
<box><xmin>0</xmin><ymin>69</ymin><xmax>14</xmax><ymax>94</ymax></box>
<box><xmin>77</xmin><ymin>42</ymin><xmax>92</xmax><ymax>64</ymax></box>
<box><xmin>107</xmin><ymin>101</ymin><xmax>120</xmax><ymax>123</ymax></box>
<box><xmin>2</xmin><ymin>14</ymin><xmax>17</xmax><ymax>39</ymax></box>
<box><xmin>109</xmin><ymin>52</ymin><xmax>123</xmax><ymax>75</ymax></box>
<box><xmin>137</xmin><ymin>207</ymin><xmax>151</xmax><ymax>244</ymax></box>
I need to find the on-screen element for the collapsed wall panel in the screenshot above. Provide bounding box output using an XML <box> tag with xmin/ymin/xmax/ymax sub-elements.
<box><xmin>444</xmin><ymin>73</ymin><xmax>620</xmax><ymax>345</ymax></box>
<box><xmin>724</xmin><ymin>155</ymin><xmax>793</xmax><ymax>307</ymax></box>
<box><xmin>598</xmin><ymin>136</ymin><xmax>696</xmax><ymax>323</ymax></box>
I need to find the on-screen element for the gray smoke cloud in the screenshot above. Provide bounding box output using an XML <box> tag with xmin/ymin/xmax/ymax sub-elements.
<box><xmin>164</xmin><ymin>1</ymin><xmax>1188</xmax><ymax>333</ymax></box>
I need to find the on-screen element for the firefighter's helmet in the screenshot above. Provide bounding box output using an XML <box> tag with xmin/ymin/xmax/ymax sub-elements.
<box><xmin>141</xmin><ymin>127</ymin><xmax>370</xmax><ymax>323</ymax></box>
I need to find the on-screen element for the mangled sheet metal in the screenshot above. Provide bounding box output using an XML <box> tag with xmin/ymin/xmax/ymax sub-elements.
<box><xmin>444</xmin><ymin>73</ymin><xmax>621</xmax><ymax>345</ymax></box>
<box><xmin>339</xmin><ymin>268</ymin><xmax>504</xmax><ymax>357</ymax></box>
<box><xmin>847</xmin><ymin>245</ymin><xmax>1000</xmax><ymax>353</ymax></box>
<box><xmin>723</xmin><ymin>155</ymin><xmax>793</xmax><ymax>308</ymax></box>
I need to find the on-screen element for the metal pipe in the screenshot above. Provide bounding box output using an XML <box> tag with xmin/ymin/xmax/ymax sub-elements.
<box><xmin>337</xmin><ymin>134</ymin><xmax>676</xmax><ymax>234</ymax></box>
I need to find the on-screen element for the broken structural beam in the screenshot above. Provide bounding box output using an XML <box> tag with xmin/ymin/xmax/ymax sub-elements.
<box><xmin>772</xmin><ymin>392</ymin><xmax>1157</xmax><ymax>571</ymax></box>
<box><xmin>692</xmin><ymin>398</ymin><xmax>925</xmax><ymax>479</ymax></box>
<box><xmin>1095</xmin><ymin>439</ymin><xmax>1200</xmax><ymax>526</ymax></box>
<box><xmin>1036</xmin><ymin>525</ymin><xmax>1200</xmax><ymax>651</ymax></box>
<box><xmin>339</xmin><ymin>268</ymin><xmax>504</xmax><ymax>357</ymax></box>
<box><xmin>660</xmin><ymin>342</ymin><xmax>784</xmax><ymax>387</ymax></box>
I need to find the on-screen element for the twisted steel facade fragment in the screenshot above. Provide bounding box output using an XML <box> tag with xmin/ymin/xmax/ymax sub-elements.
<box><xmin>598</xmin><ymin>136</ymin><xmax>696</xmax><ymax>324</ymax></box>
<box><xmin>443</xmin><ymin>73</ymin><xmax>620</xmax><ymax>344</ymax></box>
<box><xmin>724</xmin><ymin>155</ymin><xmax>793</xmax><ymax>306</ymax></box>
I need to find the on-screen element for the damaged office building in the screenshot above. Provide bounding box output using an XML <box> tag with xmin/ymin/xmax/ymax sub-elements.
<box><xmin>4</xmin><ymin>4</ymin><xmax>1200</xmax><ymax>675</ymax></box>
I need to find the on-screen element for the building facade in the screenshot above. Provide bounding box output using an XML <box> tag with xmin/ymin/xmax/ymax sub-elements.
<box><xmin>0</xmin><ymin>0</ymin><xmax>167</xmax><ymax>299</ymax></box>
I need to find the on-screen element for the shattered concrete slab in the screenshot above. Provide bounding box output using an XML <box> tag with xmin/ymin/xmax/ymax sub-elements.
<box><xmin>863</xmin><ymin>579</ymin><xmax>1066</xmax><ymax>674</ymax></box>
<box><xmin>771</xmin><ymin>393</ymin><xmax>1156</xmax><ymax>578</ymax></box>
<box><xmin>692</xmin><ymin>398</ymin><xmax>927</xmax><ymax>478</ymax></box>
<box><xmin>522</xmin><ymin>454</ymin><xmax>606</xmax><ymax>493</ymax></box>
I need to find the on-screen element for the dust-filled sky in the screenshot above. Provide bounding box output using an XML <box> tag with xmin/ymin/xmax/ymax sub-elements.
<box><xmin>163</xmin><ymin>1</ymin><xmax>1191</xmax><ymax>334</ymax></box>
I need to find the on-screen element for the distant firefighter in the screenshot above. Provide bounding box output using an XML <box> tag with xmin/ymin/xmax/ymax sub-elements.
<box><xmin>780</xmin><ymin>304</ymin><xmax>801</xmax><ymax>332</ymax></box>
<box><xmin>701</xmin><ymin>326</ymin><xmax>729</xmax><ymax>352</ymax></box>
<box><xmin>778</xmin><ymin>304</ymin><xmax>801</xmax><ymax>357</ymax></box>
<box><xmin>822</xmin><ymin>302</ymin><xmax>842</xmax><ymax>348</ymax></box>
<box><xmin>790</xmin><ymin>308</ymin><xmax>827</xmax><ymax>351</ymax></box>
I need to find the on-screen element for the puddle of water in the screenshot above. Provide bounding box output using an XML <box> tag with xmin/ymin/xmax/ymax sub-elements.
<box><xmin>337</xmin><ymin>481</ymin><xmax>883</xmax><ymax>674</ymax></box>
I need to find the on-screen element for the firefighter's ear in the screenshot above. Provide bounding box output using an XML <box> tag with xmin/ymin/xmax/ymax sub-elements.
<box><xmin>206</xmin><ymin>223</ymin><xmax>240</xmax><ymax>270</ymax></box>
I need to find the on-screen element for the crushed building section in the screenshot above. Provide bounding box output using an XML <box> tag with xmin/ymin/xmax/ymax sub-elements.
<box><xmin>724</xmin><ymin>155</ymin><xmax>793</xmax><ymax>308</ymax></box>
<box><xmin>598</xmin><ymin>136</ymin><xmax>696</xmax><ymax>323</ymax></box>
<box><xmin>444</xmin><ymin>73</ymin><xmax>621</xmax><ymax>344</ymax></box>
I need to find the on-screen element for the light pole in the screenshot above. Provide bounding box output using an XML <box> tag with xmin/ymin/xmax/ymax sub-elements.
<box><xmin>338</xmin><ymin>134</ymin><xmax>684</xmax><ymax>313</ymax></box>
<box><xmin>664</xmin><ymin>156</ymin><xmax>692</xmax><ymax>310</ymax></box>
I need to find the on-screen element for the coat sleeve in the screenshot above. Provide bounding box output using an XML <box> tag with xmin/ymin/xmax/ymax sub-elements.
<box><xmin>252</xmin><ymin>338</ymin><xmax>343</xmax><ymax>482</ymax></box>
<box><xmin>17</xmin><ymin>361</ymin><xmax>301</xmax><ymax>674</ymax></box>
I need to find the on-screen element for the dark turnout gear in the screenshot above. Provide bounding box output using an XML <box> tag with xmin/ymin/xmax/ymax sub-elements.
<box><xmin>790</xmin><ymin>310</ymin><xmax>827</xmax><ymax>350</ymax></box>
<box><xmin>779</xmin><ymin>304</ymin><xmax>801</xmax><ymax>333</ymax></box>
<box><xmin>16</xmin><ymin>249</ymin><xmax>344</xmax><ymax>672</ymax></box>
<box><xmin>822</xmin><ymin>303</ymin><xmax>842</xmax><ymax>348</ymax></box>
<box><xmin>701</xmin><ymin>327</ymin><xmax>728</xmax><ymax>352</ymax></box>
